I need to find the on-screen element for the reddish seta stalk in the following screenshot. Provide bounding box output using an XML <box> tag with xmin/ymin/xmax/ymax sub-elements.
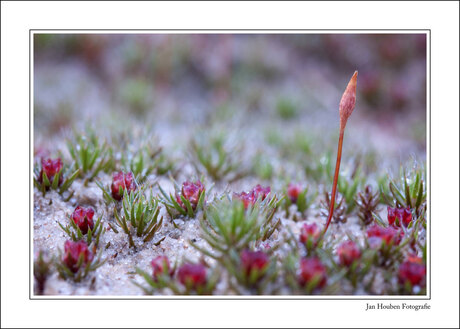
<box><xmin>323</xmin><ymin>71</ymin><xmax>358</xmax><ymax>235</ymax></box>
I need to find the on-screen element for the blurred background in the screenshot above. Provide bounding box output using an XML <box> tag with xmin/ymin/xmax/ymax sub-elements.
<box><xmin>33</xmin><ymin>33</ymin><xmax>427</xmax><ymax>180</ymax></box>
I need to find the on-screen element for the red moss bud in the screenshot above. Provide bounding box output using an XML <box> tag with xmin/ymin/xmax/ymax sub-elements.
<box><xmin>62</xmin><ymin>240</ymin><xmax>93</xmax><ymax>273</ymax></box>
<box><xmin>176</xmin><ymin>180</ymin><xmax>205</xmax><ymax>210</ymax></box>
<box><xmin>151</xmin><ymin>255</ymin><xmax>173</xmax><ymax>281</ymax></box>
<box><xmin>240</xmin><ymin>250</ymin><xmax>269</xmax><ymax>282</ymax></box>
<box><xmin>298</xmin><ymin>257</ymin><xmax>327</xmax><ymax>289</ymax></box>
<box><xmin>287</xmin><ymin>183</ymin><xmax>302</xmax><ymax>203</ymax></box>
<box><xmin>177</xmin><ymin>263</ymin><xmax>207</xmax><ymax>290</ymax></box>
<box><xmin>366</xmin><ymin>224</ymin><xmax>403</xmax><ymax>247</ymax></box>
<box><xmin>398</xmin><ymin>260</ymin><xmax>426</xmax><ymax>287</ymax></box>
<box><xmin>111</xmin><ymin>171</ymin><xmax>137</xmax><ymax>201</ymax></box>
<box><xmin>71</xmin><ymin>206</ymin><xmax>95</xmax><ymax>234</ymax></box>
<box><xmin>337</xmin><ymin>241</ymin><xmax>361</xmax><ymax>267</ymax></box>
<box><xmin>387</xmin><ymin>206</ymin><xmax>412</xmax><ymax>228</ymax></box>
<box><xmin>39</xmin><ymin>158</ymin><xmax>63</xmax><ymax>186</ymax></box>
<box><xmin>233</xmin><ymin>184</ymin><xmax>271</xmax><ymax>209</ymax></box>
<box><xmin>252</xmin><ymin>184</ymin><xmax>271</xmax><ymax>200</ymax></box>
<box><xmin>299</xmin><ymin>223</ymin><xmax>321</xmax><ymax>246</ymax></box>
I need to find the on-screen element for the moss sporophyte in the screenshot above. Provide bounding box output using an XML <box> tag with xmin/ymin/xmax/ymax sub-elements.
<box><xmin>323</xmin><ymin>71</ymin><xmax>358</xmax><ymax>235</ymax></box>
<box><xmin>110</xmin><ymin>188</ymin><xmax>164</xmax><ymax>249</ymax></box>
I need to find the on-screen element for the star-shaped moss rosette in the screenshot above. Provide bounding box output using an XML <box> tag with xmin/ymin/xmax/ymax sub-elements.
<box><xmin>191</xmin><ymin>199</ymin><xmax>281</xmax><ymax>295</ymax></box>
<box><xmin>190</xmin><ymin>192</ymin><xmax>281</xmax><ymax>269</ymax></box>
<box><xmin>232</xmin><ymin>184</ymin><xmax>282</xmax><ymax>240</ymax></box>
<box><xmin>58</xmin><ymin>206</ymin><xmax>104</xmax><ymax>246</ymax></box>
<box><xmin>120</xmin><ymin>137</ymin><xmax>164</xmax><ymax>183</ymax></box>
<box><xmin>108</xmin><ymin>187</ymin><xmax>164</xmax><ymax>249</ymax></box>
<box><xmin>158</xmin><ymin>180</ymin><xmax>207</xmax><ymax>219</ymax></box>
<box><xmin>33</xmin><ymin>157</ymin><xmax>80</xmax><ymax>198</ymax></box>
<box><xmin>189</xmin><ymin>132</ymin><xmax>248</xmax><ymax>183</ymax></box>
<box><xmin>191</xmin><ymin>200</ymin><xmax>261</xmax><ymax>259</ymax></box>
<box><xmin>380</xmin><ymin>163</ymin><xmax>426</xmax><ymax>218</ymax></box>
<box><xmin>153</xmin><ymin>152</ymin><xmax>180</xmax><ymax>177</ymax></box>
<box><xmin>55</xmin><ymin>240</ymin><xmax>106</xmax><ymax>283</ymax></box>
<box><xmin>67</xmin><ymin>131</ymin><xmax>115</xmax><ymax>185</ymax></box>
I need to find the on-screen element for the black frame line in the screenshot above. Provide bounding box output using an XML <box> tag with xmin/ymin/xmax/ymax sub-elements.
<box><xmin>29</xmin><ymin>29</ymin><xmax>431</xmax><ymax>300</ymax></box>
<box><xmin>32</xmin><ymin>29</ymin><xmax>428</xmax><ymax>31</ymax></box>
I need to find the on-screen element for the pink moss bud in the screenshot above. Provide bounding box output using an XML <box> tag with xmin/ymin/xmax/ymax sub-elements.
<box><xmin>366</xmin><ymin>224</ymin><xmax>403</xmax><ymax>247</ymax></box>
<box><xmin>177</xmin><ymin>263</ymin><xmax>207</xmax><ymax>290</ymax></box>
<box><xmin>337</xmin><ymin>241</ymin><xmax>361</xmax><ymax>267</ymax></box>
<box><xmin>176</xmin><ymin>180</ymin><xmax>205</xmax><ymax>210</ymax></box>
<box><xmin>240</xmin><ymin>250</ymin><xmax>269</xmax><ymax>282</ymax></box>
<box><xmin>398</xmin><ymin>260</ymin><xmax>426</xmax><ymax>288</ymax></box>
<box><xmin>387</xmin><ymin>206</ymin><xmax>412</xmax><ymax>228</ymax></box>
<box><xmin>62</xmin><ymin>240</ymin><xmax>93</xmax><ymax>273</ymax></box>
<box><xmin>39</xmin><ymin>158</ymin><xmax>63</xmax><ymax>186</ymax></box>
<box><xmin>252</xmin><ymin>184</ymin><xmax>271</xmax><ymax>201</ymax></box>
<box><xmin>339</xmin><ymin>71</ymin><xmax>358</xmax><ymax>128</ymax></box>
<box><xmin>299</xmin><ymin>223</ymin><xmax>321</xmax><ymax>246</ymax></box>
<box><xmin>151</xmin><ymin>255</ymin><xmax>173</xmax><ymax>281</ymax></box>
<box><xmin>233</xmin><ymin>184</ymin><xmax>271</xmax><ymax>209</ymax></box>
<box><xmin>232</xmin><ymin>191</ymin><xmax>254</xmax><ymax>209</ymax></box>
<box><xmin>298</xmin><ymin>257</ymin><xmax>327</xmax><ymax>289</ymax></box>
<box><xmin>71</xmin><ymin>206</ymin><xmax>95</xmax><ymax>234</ymax></box>
<box><xmin>111</xmin><ymin>171</ymin><xmax>137</xmax><ymax>201</ymax></box>
<box><xmin>287</xmin><ymin>183</ymin><xmax>302</xmax><ymax>203</ymax></box>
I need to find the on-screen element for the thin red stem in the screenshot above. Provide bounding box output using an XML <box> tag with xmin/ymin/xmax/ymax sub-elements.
<box><xmin>323</xmin><ymin>125</ymin><xmax>345</xmax><ymax>234</ymax></box>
